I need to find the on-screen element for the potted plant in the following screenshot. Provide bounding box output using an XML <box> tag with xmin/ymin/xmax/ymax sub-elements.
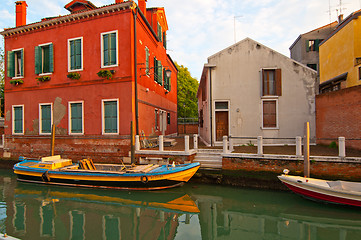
<box><xmin>97</xmin><ymin>70</ymin><xmax>115</xmax><ymax>80</ymax></box>
<box><xmin>10</xmin><ymin>79</ymin><xmax>24</xmax><ymax>85</ymax></box>
<box><xmin>36</xmin><ymin>76</ymin><xmax>51</xmax><ymax>82</ymax></box>
<box><xmin>67</xmin><ymin>72</ymin><xmax>81</xmax><ymax>80</ymax></box>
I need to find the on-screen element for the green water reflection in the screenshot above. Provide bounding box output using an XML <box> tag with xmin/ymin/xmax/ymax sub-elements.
<box><xmin>1</xmin><ymin>169</ymin><xmax>361</xmax><ymax>239</ymax></box>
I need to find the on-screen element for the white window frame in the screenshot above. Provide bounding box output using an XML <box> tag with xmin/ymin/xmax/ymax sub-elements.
<box><xmin>39</xmin><ymin>103</ymin><xmax>53</xmax><ymax>135</ymax></box>
<box><xmin>261</xmin><ymin>97</ymin><xmax>279</xmax><ymax>130</ymax></box>
<box><xmin>12</xmin><ymin>48</ymin><xmax>24</xmax><ymax>79</ymax></box>
<box><xmin>38</xmin><ymin>42</ymin><xmax>53</xmax><ymax>76</ymax></box>
<box><xmin>102</xmin><ymin>215</ymin><xmax>120</xmax><ymax>240</ymax></box>
<box><xmin>68</xmin><ymin>101</ymin><xmax>84</xmax><ymax>135</ymax></box>
<box><xmin>101</xmin><ymin>99</ymin><xmax>119</xmax><ymax>135</ymax></box>
<box><xmin>12</xmin><ymin>104</ymin><xmax>24</xmax><ymax>135</ymax></box>
<box><xmin>100</xmin><ymin>30</ymin><xmax>118</xmax><ymax>68</ymax></box>
<box><xmin>67</xmin><ymin>37</ymin><xmax>84</xmax><ymax>72</ymax></box>
<box><xmin>145</xmin><ymin>46</ymin><xmax>150</xmax><ymax>77</ymax></box>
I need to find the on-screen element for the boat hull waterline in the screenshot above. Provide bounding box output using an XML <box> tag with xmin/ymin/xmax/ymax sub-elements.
<box><xmin>278</xmin><ymin>175</ymin><xmax>361</xmax><ymax>207</ymax></box>
<box><xmin>14</xmin><ymin>157</ymin><xmax>200</xmax><ymax>190</ymax></box>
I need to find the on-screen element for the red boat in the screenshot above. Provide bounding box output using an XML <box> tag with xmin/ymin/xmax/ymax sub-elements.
<box><xmin>278</xmin><ymin>174</ymin><xmax>361</xmax><ymax>207</ymax></box>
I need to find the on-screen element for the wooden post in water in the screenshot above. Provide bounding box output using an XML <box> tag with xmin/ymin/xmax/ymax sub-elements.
<box><xmin>303</xmin><ymin>122</ymin><xmax>310</xmax><ymax>178</ymax></box>
<box><xmin>131</xmin><ymin>121</ymin><xmax>135</xmax><ymax>164</ymax></box>
<box><xmin>50</xmin><ymin>124</ymin><xmax>55</xmax><ymax>156</ymax></box>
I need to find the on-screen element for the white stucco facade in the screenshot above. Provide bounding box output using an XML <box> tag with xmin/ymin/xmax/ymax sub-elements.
<box><xmin>197</xmin><ymin>38</ymin><xmax>317</xmax><ymax>146</ymax></box>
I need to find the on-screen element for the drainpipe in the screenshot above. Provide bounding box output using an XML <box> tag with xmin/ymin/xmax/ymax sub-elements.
<box><xmin>133</xmin><ymin>7</ymin><xmax>139</xmax><ymax>135</ymax></box>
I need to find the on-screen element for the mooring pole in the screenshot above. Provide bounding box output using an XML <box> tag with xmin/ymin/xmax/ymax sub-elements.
<box><xmin>303</xmin><ymin>122</ymin><xmax>310</xmax><ymax>178</ymax></box>
<box><xmin>50</xmin><ymin>124</ymin><xmax>55</xmax><ymax>156</ymax></box>
<box><xmin>131</xmin><ymin>121</ymin><xmax>135</xmax><ymax>164</ymax></box>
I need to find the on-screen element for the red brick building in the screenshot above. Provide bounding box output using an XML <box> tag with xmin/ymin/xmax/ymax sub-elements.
<box><xmin>1</xmin><ymin>0</ymin><xmax>178</xmax><ymax>160</ymax></box>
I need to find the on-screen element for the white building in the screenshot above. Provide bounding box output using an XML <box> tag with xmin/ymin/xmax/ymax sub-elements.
<box><xmin>197</xmin><ymin>38</ymin><xmax>317</xmax><ymax>146</ymax></box>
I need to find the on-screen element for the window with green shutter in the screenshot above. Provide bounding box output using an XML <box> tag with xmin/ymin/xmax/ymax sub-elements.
<box><xmin>13</xmin><ymin>106</ymin><xmax>23</xmax><ymax>134</ymax></box>
<box><xmin>35</xmin><ymin>44</ymin><xmax>54</xmax><ymax>74</ymax></box>
<box><xmin>40</xmin><ymin>104</ymin><xmax>52</xmax><ymax>134</ymax></box>
<box><xmin>69</xmin><ymin>38</ymin><xmax>82</xmax><ymax>71</ymax></box>
<box><xmin>157</xmin><ymin>22</ymin><xmax>162</xmax><ymax>42</ymax></box>
<box><xmin>154</xmin><ymin>57</ymin><xmax>158</xmax><ymax>83</ymax></box>
<box><xmin>102</xmin><ymin>31</ymin><xmax>117</xmax><ymax>67</ymax></box>
<box><xmin>70</xmin><ymin>102</ymin><xmax>83</xmax><ymax>134</ymax></box>
<box><xmin>7</xmin><ymin>49</ymin><xmax>24</xmax><ymax>78</ymax></box>
<box><xmin>103</xmin><ymin>100</ymin><xmax>118</xmax><ymax>134</ymax></box>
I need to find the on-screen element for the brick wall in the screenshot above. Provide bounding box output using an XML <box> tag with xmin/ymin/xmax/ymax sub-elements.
<box><xmin>316</xmin><ymin>85</ymin><xmax>361</xmax><ymax>150</ymax></box>
<box><xmin>223</xmin><ymin>157</ymin><xmax>361</xmax><ymax>181</ymax></box>
<box><xmin>4</xmin><ymin>136</ymin><xmax>131</xmax><ymax>163</ymax></box>
<box><xmin>178</xmin><ymin>124</ymin><xmax>198</xmax><ymax>134</ymax></box>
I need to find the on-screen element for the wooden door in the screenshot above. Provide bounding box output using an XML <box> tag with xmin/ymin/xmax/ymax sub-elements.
<box><xmin>216</xmin><ymin>111</ymin><xmax>228</xmax><ymax>141</ymax></box>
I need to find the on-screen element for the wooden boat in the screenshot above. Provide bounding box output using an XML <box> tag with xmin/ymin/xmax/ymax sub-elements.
<box><xmin>13</xmin><ymin>155</ymin><xmax>200</xmax><ymax>190</ymax></box>
<box><xmin>278</xmin><ymin>173</ymin><xmax>361</xmax><ymax>207</ymax></box>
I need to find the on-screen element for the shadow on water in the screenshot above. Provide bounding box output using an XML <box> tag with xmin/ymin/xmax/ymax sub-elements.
<box><xmin>0</xmin><ymin>169</ymin><xmax>361</xmax><ymax>239</ymax></box>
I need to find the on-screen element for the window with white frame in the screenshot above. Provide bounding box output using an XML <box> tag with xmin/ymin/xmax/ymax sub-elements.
<box><xmin>12</xmin><ymin>105</ymin><xmax>24</xmax><ymax>134</ymax></box>
<box><xmin>262</xmin><ymin>99</ymin><xmax>278</xmax><ymax>129</ymax></box>
<box><xmin>70</xmin><ymin>211</ymin><xmax>85</xmax><ymax>240</ymax></box>
<box><xmin>102</xmin><ymin>99</ymin><xmax>119</xmax><ymax>134</ymax></box>
<box><xmin>7</xmin><ymin>49</ymin><xmax>24</xmax><ymax>78</ymax></box>
<box><xmin>101</xmin><ymin>31</ymin><xmax>118</xmax><ymax>67</ymax></box>
<box><xmin>39</xmin><ymin>103</ymin><xmax>52</xmax><ymax>134</ymax></box>
<box><xmin>69</xmin><ymin>102</ymin><xmax>83</xmax><ymax>134</ymax></box>
<box><xmin>35</xmin><ymin>43</ymin><xmax>54</xmax><ymax>75</ymax></box>
<box><xmin>68</xmin><ymin>37</ymin><xmax>83</xmax><ymax>71</ymax></box>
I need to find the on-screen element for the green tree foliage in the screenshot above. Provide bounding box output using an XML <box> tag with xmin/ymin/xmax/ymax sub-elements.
<box><xmin>176</xmin><ymin>62</ymin><xmax>199</xmax><ymax>121</ymax></box>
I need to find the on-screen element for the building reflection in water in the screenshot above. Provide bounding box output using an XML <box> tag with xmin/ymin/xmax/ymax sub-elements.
<box><xmin>1</xmin><ymin>172</ymin><xmax>361</xmax><ymax>240</ymax></box>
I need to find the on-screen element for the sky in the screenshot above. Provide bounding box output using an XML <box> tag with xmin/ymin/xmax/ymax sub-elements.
<box><xmin>1</xmin><ymin>0</ymin><xmax>361</xmax><ymax>79</ymax></box>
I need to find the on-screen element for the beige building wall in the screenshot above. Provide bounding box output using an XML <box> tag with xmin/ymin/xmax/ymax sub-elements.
<box><xmin>199</xmin><ymin>38</ymin><xmax>317</xmax><ymax>146</ymax></box>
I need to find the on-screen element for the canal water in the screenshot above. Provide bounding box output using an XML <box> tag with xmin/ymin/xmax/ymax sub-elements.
<box><xmin>1</xmin><ymin>169</ymin><xmax>361</xmax><ymax>240</ymax></box>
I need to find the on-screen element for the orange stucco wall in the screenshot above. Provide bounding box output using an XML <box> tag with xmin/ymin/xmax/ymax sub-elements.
<box><xmin>3</xmin><ymin>3</ymin><xmax>177</xmax><ymax>158</ymax></box>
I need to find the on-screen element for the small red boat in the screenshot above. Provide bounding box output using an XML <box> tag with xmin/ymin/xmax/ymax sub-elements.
<box><xmin>278</xmin><ymin>174</ymin><xmax>361</xmax><ymax>207</ymax></box>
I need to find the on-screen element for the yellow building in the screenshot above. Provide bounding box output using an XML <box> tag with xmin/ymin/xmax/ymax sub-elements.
<box><xmin>319</xmin><ymin>11</ymin><xmax>361</xmax><ymax>93</ymax></box>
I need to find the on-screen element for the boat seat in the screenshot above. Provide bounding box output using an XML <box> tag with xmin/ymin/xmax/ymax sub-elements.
<box><xmin>127</xmin><ymin>164</ymin><xmax>159</xmax><ymax>173</ymax></box>
<box><xmin>79</xmin><ymin>159</ymin><xmax>96</xmax><ymax>170</ymax></box>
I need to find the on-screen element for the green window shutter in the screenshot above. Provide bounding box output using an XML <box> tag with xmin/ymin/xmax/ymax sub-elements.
<box><xmin>163</xmin><ymin>32</ymin><xmax>167</xmax><ymax>49</ymax></box>
<box><xmin>154</xmin><ymin>57</ymin><xmax>158</xmax><ymax>82</ymax></box>
<box><xmin>158</xmin><ymin>61</ymin><xmax>162</xmax><ymax>85</ymax></box>
<box><xmin>71</xmin><ymin>103</ymin><xmax>82</xmax><ymax>133</ymax></box>
<box><xmin>157</xmin><ymin>23</ymin><xmax>162</xmax><ymax>42</ymax></box>
<box><xmin>14</xmin><ymin>106</ymin><xmax>23</xmax><ymax>133</ymax></box>
<box><xmin>104</xmin><ymin>101</ymin><xmax>117</xmax><ymax>133</ymax></box>
<box><xmin>70</xmin><ymin>40</ymin><xmax>75</xmax><ymax>70</ymax></box>
<box><xmin>306</xmin><ymin>40</ymin><xmax>310</xmax><ymax>52</ymax></box>
<box><xmin>145</xmin><ymin>47</ymin><xmax>149</xmax><ymax>75</ymax></box>
<box><xmin>315</xmin><ymin>39</ymin><xmax>320</xmax><ymax>52</ymax></box>
<box><xmin>41</xmin><ymin>105</ymin><xmax>51</xmax><ymax>133</ymax></box>
<box><xmin>110</xmin><ymin>33</ymin><xmax>117</xmax><ymax>65</ymax></box>
<box><xmin>49</xmin><ymin>44</ymin><xmax>54</xmax><ymax>73</ymax></box>
<box><xmin>7</xmin><ymin>51</ymin><xmax>15</xmax><ymax>78</ymax></box>
<box><xmin>103</xmin><ymin>34</ymin><xmax>109</xmax><ymax>66</ymax></box>
<box><xmin>20</xmin><ymin>49</ymin><xmax>24</xmax><ymax>76</ymax></box>
<box><xmin>75</xmin><ymin>39</ymin><xmax>81</xmax><ymax>69</ymax></box>
<box><xmin>35</xmin><ymin>46</ymin><xmax>42</xmax><ymax>74</ymax></box>
<box><xmin>43</xmin><ymin>46</ymin><xmax>50</xmax><ymax>73</ymax></box>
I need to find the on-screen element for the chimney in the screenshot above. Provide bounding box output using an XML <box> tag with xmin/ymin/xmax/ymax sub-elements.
<box><xmin>16</xmin><ymin>1</ymin><xmax>28</xmax><ymax>27</ymax></box>
<box><xmin>138</xmin><ymin>0</ymin><xmax>147</xmax><ymax>15</ymax></box>
<box><xmin>338</xmin><ymin>14</ymin><xmax>344</xmax><ymax>23</ymax></box>
<box><xmin>115</xmin><ymin>0</ymin><xmax>124</xmax><ymax>3</ymax></box>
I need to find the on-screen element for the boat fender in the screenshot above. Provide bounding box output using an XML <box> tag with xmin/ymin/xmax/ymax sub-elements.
<box><xmin>42</xmin><ymin>171</ymin><xmax>50</xmax><ymax>182</ymax></box>
<box><xmin>140</xmin><ymin>175</ymin><xmax>148</xmax><ymax>184</ymax></box>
